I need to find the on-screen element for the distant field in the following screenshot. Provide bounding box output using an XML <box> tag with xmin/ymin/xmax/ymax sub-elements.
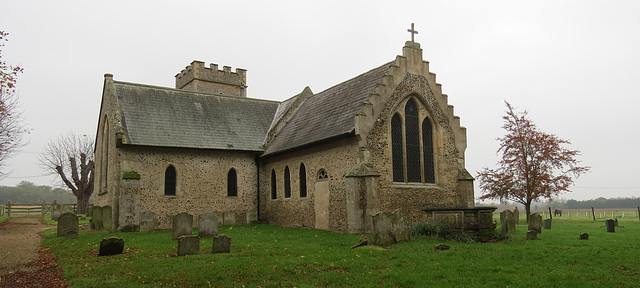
<box><xmin>523</xmin><ymin>208</ymin><xmax>639</xmax><ymax>221</ymax></box>
<box><xmin>44</xmin><ymin>216</ymin><xmax>640</xmax><ymax>287</ymax></box>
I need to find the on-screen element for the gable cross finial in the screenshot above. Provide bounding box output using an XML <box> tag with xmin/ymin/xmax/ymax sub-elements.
<box><xmin>407</xmin><ymin>23</ymin><xmax>418</xmax><ymax>42</ymax></box>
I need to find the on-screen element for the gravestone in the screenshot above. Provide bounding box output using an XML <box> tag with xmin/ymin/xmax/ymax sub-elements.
<box><xmin>178</xmin><ymin>235</ymin><xmax>200</xmax><ymax>256</ymax></box>
<box><xmin>65</xmin><ymin>231</ymin><xmax>79</xmax><ymax>239</ymax></box>
<box><xmin>500</xmin><ymin>210</ymin><xmax>516</xmax><ymax>234</ymax></box>
<box><xmin>57</xmin><ymin>212</ymin><xmax>79</xmax><ymax>237</ymax></box>
<box><xmin>543</xmin><ymin>218</ymin><xmax>552</xmax><ymax>230</ymax></box>
<box><xmin>513</xmin><ymin>207</ymin><xmax>520</xmax><ymax>225</ymax></box>
<box><xmin>51</xmin><ymin>203</ymin><xmax>62</xmax><ymax>221</ymax></box>
<box><xmin>139</xmin><ymin>211</ymin><xmax>156</xmax><ymax>232</ymax></box>
<box><xmin>102</xmin><ymin>206</ymin><xmax>113</xmax><ymax>232</ymax></box>
<box><xmin>372</xmin><ymin>209</ymin><xmax>410</xmax><ymax>246</ymax></box>
<box><xmin>212</xmin><ymin>235</ymin><xmax>232</xmax><ymax>253</ymax></box>
<box><xmin>605</xmin><ymin>219</ymin><xmax>615</xmax><ymax>233</ymax></box>
<box><xmin>198</xmin><ymin>213</ymin><xmax>218</xmax><ymax>237</ymax></box>
<box><xmin>99</xmin><ymin>237</ymin><xmax>125</xmax><ymax>256</ymax></box>
<box><xmin>91</xmin><ymin>205</ymin><xmax>103</xmax><ymax>231</ymax></box>
<box><xmin>579</xmin><ymin>233</ymin><xmax>589</xmax><ymax>240</ymax></box>
<box><xmin>614</xmin><ymin>218</ymin><xmax>619</xmax><ymax>227</ymax></box>
<box><xmin>223</xmin><ymin>212</ymin><xmax>236</xmax><ymax>225</ymax></box>
<box><xmin>172</xmin><ymin>212</ymin><xmax>193</xmax><ymax>240</ymax></box>
<box><xmin>526</xmin><ymin>230</ymin><xmax>537</xmax><ymax>240</ymax></box>
<box><xmin>528</xmin><ymin>213</ymin><xmax>542</xmax><ymax>234</ymax></box>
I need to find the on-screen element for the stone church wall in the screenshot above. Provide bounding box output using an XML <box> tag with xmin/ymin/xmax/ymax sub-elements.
<box><xmin>363</xmin><ymin>75</ymin><xmax>469</xmax><ymax>225</ymax></box>
<box><xmin>259</xmin><ymin>137</ymin><xmax>360</xmax><ymax>233</ymax></box>
<box><xmin>109</xmin><ymin>146</ymin><xmax>259</xmax><ymax>229</ymax></box>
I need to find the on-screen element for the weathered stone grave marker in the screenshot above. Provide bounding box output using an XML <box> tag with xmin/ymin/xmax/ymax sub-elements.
<box><xmin>51</xmin><ymin>202</ymin><xmax>62</xmax><ymax>221</ymax></box>
<box><xmin>526</xmin><ymin>230</ymin><xmax>537</xmax><ymax>240</ymax></box>
<box><xmin>102</xmin><ymin>206</ymin><xmax>113</xmax><ymax>232</ymax></box>
<box><xmin>198</xmin><ymin>213</ymin><xmax>218</xmax><ymax>237</ymax></box>
<box><xmin>99</xmin><ymin>237</ymin><xmax>125</xmax><ymax>256</ymax></box>
<box><xmin>528</xmin><ymin>213</ymin><xmax>542</xmax><ymax>234</ymax></box>
<box><xmin>212</xmin><ymin>235</ymin><xmax>232</xmax><ymax>253</ymax></box>
<box><xmin>57</xmin><ymin>212</ymin><xmax>79</xmax><ymax>238</ymax></box>
<box><xmin>172</xmin><ymin>212</ymin><xmax>193</xmax><ymax>240</ymax></box>
<box><xmin>178</xmin><ymin>235</ymin><xmax>200</xmax><ymax>256</ymax></box>
<box><xmin>139</xmin><ymin>211</ymin><xmax>156</xmax><ymax>232</ymax></box>
<box><xmin>543</xmin><ymin>218</ymin><xmax>552</xmax><ymax>230</ymax></box>
<box><xmin>514</xmin><ymin>207</ymin><xmax>520</xmax><ymax>225</ymax></box>
<box><xmin>91</xmin><ymin>205</ymin><xmax>103</xmax><ymax>231</ymax></box>
<box><xmin>372</xmin><ymin>209</ymin><xmax>410</xmax><ymax>246</ymax></box>
<box><xmin>579</xmin><ymin>233</ymin><xmax>589</xmax><ymax>240</ymax></box>
<box><xmin>500</xmin><ymin>209</ymin><xmax>516</xmax><ymax>234</ymax></box>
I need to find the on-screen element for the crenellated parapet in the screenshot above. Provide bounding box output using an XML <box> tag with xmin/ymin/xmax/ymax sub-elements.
<box><xmin>175</xmin><ymin>60</ymin><xmax>247</xmax><ymax>97</ymax></box>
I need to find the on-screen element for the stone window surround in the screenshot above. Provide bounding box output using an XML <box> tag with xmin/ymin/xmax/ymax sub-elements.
<box><xmin>390</xmin><ymin>96</ymin><xmax>438</xmax><ymax>185</ymax></box>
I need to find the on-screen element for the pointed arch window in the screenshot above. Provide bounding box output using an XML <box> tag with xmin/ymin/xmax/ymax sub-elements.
<box><xmin>284</xmin><ymin>166</ymin><xmax>291</xmax><ymax>198</ymax></box>
<box><xmin>227</xmin><ymin>168</ymin><xmax>237</xmax><ymax>197</ymax></box>
<box><xmin>391</xmin><ymin>98</ymin><xmax>436</xmax><ymax>184</ymax></box>
<box><xmin>271</xmin><ymin>169</ymin><xmax>277</xmax><ymax>199</ymax></box>
<box><xmin>299</xmin><ymin>163</ymin><xmax>307</xmax><ymax>198</ymax></box>
<box><xmin>165</xmin><ymin>165</ymin><xmax>177</xmax><ymax>196</ymax></box>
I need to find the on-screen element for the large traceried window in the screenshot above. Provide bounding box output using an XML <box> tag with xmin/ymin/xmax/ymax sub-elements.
<box><xmin>227</xmin><ymin>168</ymin><xmax>237</xmax><ymax>197</ymax></box>
<box><xmin>165</xmin><ymin>165</ymin><xmax>177</xmax><ymax>196</ymax></box>
<box><xmin>391</xmin><ymin>98</ymin><xmax>435</xmax><ymax>184</ymax></box>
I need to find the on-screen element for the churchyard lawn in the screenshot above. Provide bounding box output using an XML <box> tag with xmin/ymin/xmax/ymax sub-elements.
<box><xmin>44</xmin><ymin>217</ymin><xmax>639</xmax><ymax>287</ymax></box>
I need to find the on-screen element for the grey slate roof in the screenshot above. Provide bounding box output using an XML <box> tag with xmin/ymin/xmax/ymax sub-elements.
<box><xmin>263</xmin><ymin>61</ymin><xmax>392</xmax><ymax>155</ymax></box>
<box><xmin>115</xmin><ymin>81</ymin><xmax>279</xmax><ymax>151</ymax></box>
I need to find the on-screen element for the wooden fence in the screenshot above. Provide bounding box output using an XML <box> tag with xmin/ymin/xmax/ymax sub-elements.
<box><xmin>0</xmin><ymin>201</ymin><xmax>77</xmax><ymax>217</ymax></box>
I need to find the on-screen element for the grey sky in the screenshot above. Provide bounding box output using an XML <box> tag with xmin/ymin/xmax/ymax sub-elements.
<box><xmin>1</xmin><ymin>0</ymin><xmax>638</xmax><ymax>201</ymax></box>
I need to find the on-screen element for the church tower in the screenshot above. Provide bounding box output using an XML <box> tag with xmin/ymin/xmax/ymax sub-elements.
<box><xmin>175</xmin><ymin>60</ymin><xmax>247</xmax><ymax>97</ymax></box>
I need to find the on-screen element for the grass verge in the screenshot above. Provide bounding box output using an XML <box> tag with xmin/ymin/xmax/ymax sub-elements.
<box><xmin>44</xmin><ymin>218</ymin><xmax>640</xmax><ymax>287</ymax></box>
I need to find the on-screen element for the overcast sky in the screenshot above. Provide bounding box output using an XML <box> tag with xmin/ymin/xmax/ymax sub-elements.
<box><xmin>1</xmin><ymin>0</ymin><xmax>638</xmax><ymax>201</ymax></box>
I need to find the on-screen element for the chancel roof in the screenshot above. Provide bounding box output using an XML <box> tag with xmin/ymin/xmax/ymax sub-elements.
<box><xmin>263</xmin><ymin>61</ymin><xmax>392</xmax><ymax>155</ymax></box>
<box><xmin>115</xmin><ymin>82</ymin><xmax>279</xmax><ymax>151</ymax></box>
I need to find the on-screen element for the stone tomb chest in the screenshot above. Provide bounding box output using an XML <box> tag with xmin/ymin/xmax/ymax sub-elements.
<box><xmin>423</xmin><ymin>207</ymin><xmax>497</xmax><ymax>233</ymax></box>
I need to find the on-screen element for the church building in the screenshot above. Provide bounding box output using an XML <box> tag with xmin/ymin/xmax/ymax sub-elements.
<box><xmin>93</xmin><ymin>31</ymin><xmax>482</xmax><ymax>233</ymax></box>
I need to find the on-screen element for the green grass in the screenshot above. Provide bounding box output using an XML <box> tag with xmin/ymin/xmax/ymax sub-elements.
<box><xmin>44</xmin><ymin>218</ymin><xmax>640</xmax><ymax>287</ymax></box>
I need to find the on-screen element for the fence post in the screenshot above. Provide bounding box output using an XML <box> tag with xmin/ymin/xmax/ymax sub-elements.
<box><xmin>591</xmin><ymin>206</ymin><xmax>596</xmax><ymax>221</ymax></box>
<box><xmin>7</xmin><ymin>201</ymin><xmax>11</xmax><ymax>217</ymax></box>
<box><xmin>42</xmin><ymin>200</ymin><xmax>46</xmax><ymax>216</ymax></box>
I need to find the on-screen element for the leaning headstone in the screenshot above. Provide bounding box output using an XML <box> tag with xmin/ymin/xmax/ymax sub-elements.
<box><xmin>543</xmin><ymin>218</ymin><xmax>552</xmax><ymax>230</ymax></box>
<box><xmin>614</xmin><ymin>218</ymin><xmax>619</xmax><ymax>227</ymax></box>
<box><xmin>372</xmin><ymin>209</ymin><xmax>410</xmax><ymax>246</ymax></box>
<box><xmin>102</xmin><ymin>206</ymin><xmax>113</xmax><ymax>232</ymax></box>
<box><xmin>178</xmin><ymin>235</ymin><xmax>200</xmax><ymax>256</ymax></box>
<box><xmin>172</xmin><ymin>212</ymin><xmax>193</xmax><ymax>240</ymax></box>
<box><xmin>99</xmin><ymin>237</ymin><xmax>124</xmax><ymax>256</ymax></box>
<box><xmin>500</xmin><ymin>210</ymin><xmax>516</xmax><ymax>234</ymax></box>
<box><xmin>350</xmin><ymin>234</ymin><xmax>373</xmax><ymax>249</ymax></box>
<box><xmin>526</xmin><ymin>230</ymin><xmax>538</xmax><ymax>240</ymax></box>
<box><xmin>435</xmin><ymin>244</ymin><xmax>450</xmax><ymax>251</ymax></box>
<box><xmin>212</xmin><ymin>235</ymin><xmax>232</xmax><ymax>253</ymax></box>
<box><xmin>198</xmin><ymin>213</ymin><xmax>219</xmax><ymax>238</ymax></box>
<box><xmin>513</xmin><ymin>207</ymin><xmax>520</xmax><ymax>225</ymax></box>
<box><xmin>91</xmin><ymin>205</ymin><xmax>103</xmax><ymax>231</ymax></box>
<box><xmin>139</xmin><ymin>211</ymin><xmax>157</xmax><ymax>232</ymax></box>
<box><xmin>528</xmin><ymin>213</ymin><xmax>543</xmax><ymax>234</ymax></box>
<box><xmin>57</xmin><ymin>212</ymin><xmax>79</xmax><ymax>237</ymax></box>
<box><xmin>579</xmin><ymin>233</ymin><xmax>589</xmax><ymax>240</ymax></box>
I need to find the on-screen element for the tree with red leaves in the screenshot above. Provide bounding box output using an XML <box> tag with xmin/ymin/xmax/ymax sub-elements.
<box><xmin>477</xmin><ymin>102</ymin><xmax>590</xmax><ymax>223</ymax></box>
<box><xmin>0</xmin><ymin>31</ymin><xmax>27</xmax><ymax>174</ymax></box>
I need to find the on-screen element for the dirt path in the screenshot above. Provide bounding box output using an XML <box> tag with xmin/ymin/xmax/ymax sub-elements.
<box><xmin>0</xmin><ymin>217</ymin><xmax>67</xmax><ymax>287</ymax></box>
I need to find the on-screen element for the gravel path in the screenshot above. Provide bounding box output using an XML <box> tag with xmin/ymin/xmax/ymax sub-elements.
<box><xmin>0</xmin><ymin>217</ymin><xmax>67</xmax><ymax>287</ymax></box>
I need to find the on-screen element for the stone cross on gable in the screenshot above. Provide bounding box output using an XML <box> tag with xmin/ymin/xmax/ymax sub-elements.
<box><xmin>407</xmin><ymin>23</ymin><xmax>418</xmax><ymax>42</ymax></box>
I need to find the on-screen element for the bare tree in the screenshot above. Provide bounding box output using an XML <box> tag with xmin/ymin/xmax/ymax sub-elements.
<box><xmin>477</xmin><ymin>102</ymin><xmax>590</xmax><ymax>223</ymax></box>
<box><xmin>0</xmin><ymin>31</ymin><xmax>27</xmax><ymax>174</ymax></box>
<box><xmin>39</xmin><ymin>132</ymin><xmax>94</xmax><ymax>214</ymax></box>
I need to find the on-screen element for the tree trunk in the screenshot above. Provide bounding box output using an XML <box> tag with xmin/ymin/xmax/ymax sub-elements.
<box><xmin>76</xmin><ymin>193</ymin><xmax>90</xmax><ymax>214</ymax></box>
<box><xmin>525</xmin><ymin>203</ymin><xmax>531</xmax><ymax>224</ymax></box>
